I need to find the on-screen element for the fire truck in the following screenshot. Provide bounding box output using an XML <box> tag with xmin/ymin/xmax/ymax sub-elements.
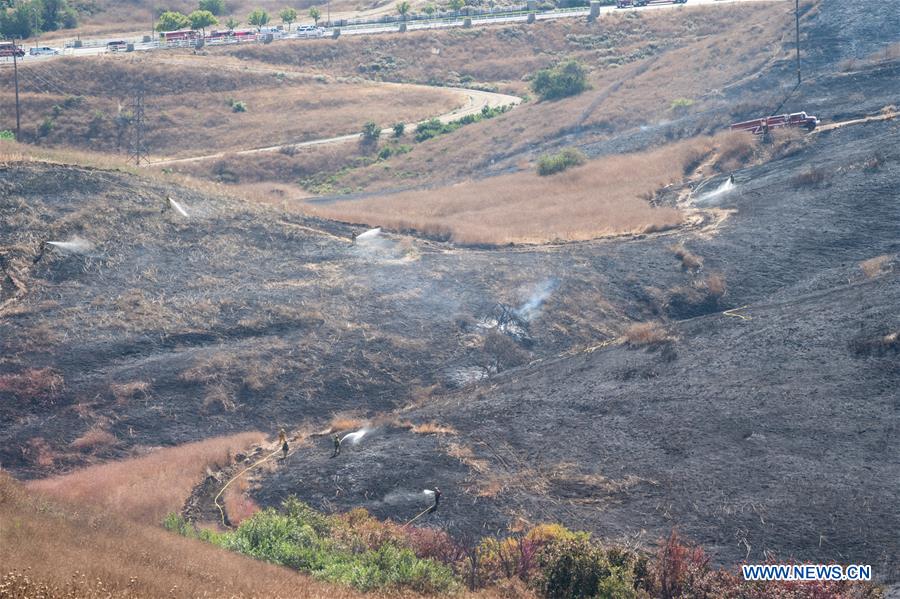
<box><xmin>207</xmin><ymin>29</ymin><xmax>257</xmax><ymax>42</ymax></box>
<box><xmin>0</xmin><ymin>42</ymin><xmax>25</xmax><ymax>58</ymax></box>
<box><xmin>616</xmin><ymin>0</ymin><xmax>687</xmax><ymax>8</ymax></box>
<box><xmin>162</xmin><ymin>29</ymin><xmax>201</xmax><ymax>44</ymax></box>
<box><xmin>730</xmin><ymin>112</ymin><xmax>819</xmax><ymax>135</ymax></box>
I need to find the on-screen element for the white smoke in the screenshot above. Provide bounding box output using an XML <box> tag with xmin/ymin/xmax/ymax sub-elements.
<box><xmin>423</xmin><ymin>489</ymin><xmax>435</xmax><ymax>496</ymax></box>
<box><xmin>47</xmin><ymin>237</ymin><xmax>94</xmax><ymax>255</ymax></box>
<box><xmin>381</xmin><ymin>489</ymin><xmax>433</xmax><ymax>504</ymax></box>
<box><xmin>516</xmin><ymin>278</ymin><xmax>558</xmax><ymax>321</ymax></box>
<box><xmin>340</xmin><ymin>428</ymin><xmax>369</xmax><ymax>445</ymax></box>
<box><xmin>168</xmin><ymin>197</ymin><xmax>189</xmax><ymax>217</ymax></box>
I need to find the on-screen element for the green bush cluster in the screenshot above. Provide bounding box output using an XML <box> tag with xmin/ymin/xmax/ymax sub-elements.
<box><xmin>531</xmin><ymin>60</ymin><xmax>589</xmax><ymax>101</ymax></box>
<box><xmin>164</xmin><ymin>499</ymin><xmax>457</xmax><ymax>594</ymax></box>
<box><xmin>0</xmin><ymin>0</ymin><xmax>77</xmax><ymax>39</ymax></box>
<box><xmin>536</xmin><ymin>147</ymin><xmax>587</xmax><ymax>176</ymax></box>
<box><xmin>415</xmin><ymin>104</ymin><xmax>512</xmax><ymax>142</ymax></box>
<box><xmin>377</xmin><ymin>144</ymin><xmax>412</xmax><ymax>160</ymax></box>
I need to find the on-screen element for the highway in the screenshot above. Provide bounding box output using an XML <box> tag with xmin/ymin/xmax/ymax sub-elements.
<box><xmin>2</xmin><ymin>0</ymin><xmax>775</xmax><ymax>64</ymax></box>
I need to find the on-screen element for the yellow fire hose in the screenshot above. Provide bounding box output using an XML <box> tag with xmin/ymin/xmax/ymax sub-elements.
<box><xmin>213</xmin><ymin>446</ymin><xmax>282</xmax><ymax>527</ymax></box>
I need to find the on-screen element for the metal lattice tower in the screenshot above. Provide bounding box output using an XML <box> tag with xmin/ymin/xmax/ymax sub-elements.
<box><xmin>129</xmin><ymin>85</ymin><xmax>146</xmax><ymax>166</ymax></box>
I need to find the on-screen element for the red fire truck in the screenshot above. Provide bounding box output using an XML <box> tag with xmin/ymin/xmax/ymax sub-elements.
<box><xmin>0</xmin><ymin>42</ymin><xmax>25</xmax><ymax>58</ymax></box>
<box><xmin>730</xmin><ymin>112</ymin><xmax>819</xmax><ymax>135</ymax></box>
<box><xmin>162</xmin><ymin>29</ymin><xmax>201</xmax><ymax>44</ymax></box>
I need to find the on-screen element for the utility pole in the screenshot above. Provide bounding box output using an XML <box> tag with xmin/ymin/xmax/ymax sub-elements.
<box><xmin>795</xmin><ymin>0</ymin><xmax>801</xmax><ymax>85</ymax></box>
<box><xmin>12</xmin><ymin>38</ymin><xmax>21</xmax><ymax>141</ymax></box>
<box><xmin>129</xmin><ymin>84</ymin><xmax>146</xmax><ymax>166</ymax></box>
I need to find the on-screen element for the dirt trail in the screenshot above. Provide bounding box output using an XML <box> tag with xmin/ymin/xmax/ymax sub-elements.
<box><xmin>147</xmin><ymin>68</ymin><xmax>521</xmax><ymax>167</ymax></box>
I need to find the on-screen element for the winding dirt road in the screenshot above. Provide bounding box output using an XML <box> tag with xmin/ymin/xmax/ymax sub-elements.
<box><xmin>148</xmin><ymin>83</ymin><xmax>520</xmax><ymax>168</ymax></box>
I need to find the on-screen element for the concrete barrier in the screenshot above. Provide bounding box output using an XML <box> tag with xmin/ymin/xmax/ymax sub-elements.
<box><xmin>588</xmin><ymin>0</ymin><xmax>601</xmax><ymax>21</ymax></box>
<box><xmin>527</xmin><ymin>12</ymin><xmax>536</xmax><ymax>23</ymax></box>
<box><xmin>332</xmin><ymin>28</ymin><xmax>341</xmax><ymax>39</ymax></box>
<box><xmin>399</xmin><ymin>22</ymin><xmax>407</xmax><ymax>32</ymax></box>
<box><xmin>73</xmin><ymin>39</ymin><xmax>82</xmax><ymax>48</ymax></box>
<box><xmin>463</xmin><ymin>17</ymin><xmax>472</xmax><ymax>27</ymax></box>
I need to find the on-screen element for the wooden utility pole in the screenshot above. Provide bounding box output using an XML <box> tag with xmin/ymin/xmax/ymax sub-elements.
<box><xmin>795</xmin><ymin>0</ymin><xmax>801</xmax><ymax>85</ymax></box>
<box><xmin>12</xmin><ymin>38</ymin><xmax>21</xmax><ymax>141</ymax></box>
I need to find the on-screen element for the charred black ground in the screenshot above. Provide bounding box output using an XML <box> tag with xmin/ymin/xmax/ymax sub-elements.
<box><xmin>2</xmin><ymin>0</ymin><xmax>899</xmax><ymax>587</ymax></box>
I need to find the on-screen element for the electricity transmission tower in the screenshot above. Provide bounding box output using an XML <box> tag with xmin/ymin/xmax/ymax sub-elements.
<box><xmin>128</xmin><ymin>84</ymin><xmax>147</xmax><ymax>166</ymax></box>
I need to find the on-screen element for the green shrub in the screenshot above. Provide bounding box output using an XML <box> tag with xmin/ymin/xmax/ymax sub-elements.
<box><xmin>230</xmin><ymin>100</ymin><xmax>248</xmax><ymax>113</ymax></box>
<box><xmin>0</xmin><ymin>130</ymin><xmax>14</xmax><ymax>141</ymax></box>
<box><xmin>361</xmin><ymin>121</ymin><xmax>381</xmax><ymax>143</ymax></box>
<box><xmin>538</xmin><ymin>537</ymin><xmax>637</xmax><ymax>599</ymax></box>
<box><xmin>536</xmin><ymin>147</ymin><xmax>586</xmax><ymax>176</ymax></box>
<box><xmin>392</xmin><ymin>122</ymin><xmax>405</xmax><ymax>137</ymax></box>
<box><xmin>670</xmin><ymin>97</ymin><xmax>694</xmax><ymax>113</ymax></box>
<box><xmin>531</xmin><ymin>60</ymin><xmax>589</xmax><ymax>101</ymax></box>
<box><xmin>167</xmin><ymin>498</ymin><xmax>457</xmax><ymax>594</ymax></box>
<box><xmin>414</xmin><ymin>105</ymin><xmax>511</xmax><ymax>142</ymax></box>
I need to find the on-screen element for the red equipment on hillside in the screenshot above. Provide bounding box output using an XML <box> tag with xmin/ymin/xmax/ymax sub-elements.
<box><xmin>730</xmin><ymin>112</ymin><xmax>819</xmax><ymax>135</ymax></box>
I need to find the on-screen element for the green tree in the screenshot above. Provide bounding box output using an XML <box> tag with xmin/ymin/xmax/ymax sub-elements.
<box><xmin>0</xmin><ymin>1</ymin><xmax>41</xmax><ymax>39</ymax></box>
<box><xmin>225</xmin><ymin>17</ymin><xmax>241</xmax><ymax>30</ymax></box>
<box><xmin>198</xmin><ymin>0</ymin><xmax>226</xmax><ymax>15</ymax></box>
<box><xmin>156</xmin><ymin>10</ymin><xmax>192</xmax><ymax>32</ymax></box>
<box><xmin>392</xmin><ymin>122</ymin><xmax>405</xmax><ymax>137</ymax></box>
<box><xmin>423</xmin><ymin>3</ymin><xmax>436</xmax><ymax>15</ymax></box>
<box><xmin>396</xmin><ymin>0</ymin><xmax>411</xmax><ymax>19</ymax></box>
<box><xmin>361</xmin><ymin>121</ymin><xmax>381</xmax><ymax>144</ymax></box>
<box><xmin>188</xmin><ymin>9</ymin><xmax>218</xmax><ymax>34</ymax></box>
<box><xmin>308</xmin><ymin>6</ymin><xmax>321</xmax><ymax>25</ymax></box>
<box><xmin>248</xmin><ymin>8</ymin><xmax>270</xmax><ymax>29</ymax></box>
<box><xmin>447</xmin><ymin>0</ymin><xmax>463</xmax><ymax>12</ymax></box>
<box><xmin>531</xmin><ymin>60</ymin><xmax>589</xmax><ymax>101</ymax></box>
<box><xmin>279</xmin><ymin>7</ymin><xmax>297</xmax><ymax>30</ymax></box>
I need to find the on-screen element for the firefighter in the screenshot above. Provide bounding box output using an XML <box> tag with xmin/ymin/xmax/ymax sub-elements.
<box><xmin>278</xmin><ymin>428</ymin><xmax>288</xmax><ymax>459</ymax></box>
<box><xmin>729</xmin><ymin>173</ymin><xmax>735</xmax><ymax>185</ymax></box>
<box><xmin>331</xmin><ymin>434</ymin><xmax>342</xmax><ymax>458</ymax></box>
<box><xmin>426</xmin><ymin>488</ymin><xmax>442</xmax><ymax>514</ymax></box>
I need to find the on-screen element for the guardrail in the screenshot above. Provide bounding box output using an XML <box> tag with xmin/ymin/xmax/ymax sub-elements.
<box><xmin>53</xmin><ymin>5</ymin><xmax>598</xmax><ymax>54</ymax></box>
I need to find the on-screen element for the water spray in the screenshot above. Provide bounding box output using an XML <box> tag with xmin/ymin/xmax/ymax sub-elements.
<box><xmin>354</xmin><ymin>228</ymin><xmax>382</xmax><ymax>243</ymax></box>
<box><xmin>696</xmin><ymin>178</ymin><xmax>735</xmax><ymax>205</ymax></box>
<box><xmin>168</xmin><ymin>197</ymin><xmax>189</xmax><ymax>217</ymax></box>
<box><xmin>340</xmin><ymin>428</ymin><xmax>369</xmax><ymax>446</ymax></box>
<box><xmin>46</xmin><ymin>237</ymin><xmax>94</xmax><ymax>255</ymax></box>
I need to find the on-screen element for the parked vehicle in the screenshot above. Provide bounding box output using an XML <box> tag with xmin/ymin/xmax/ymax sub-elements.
<box><xmin>617</xmin><ymin>0</ymin><xmax>686</xmax><ymax>7</ymax></box>
<box><xmin>106</xmin><ymin>40</ymin><xmax>128</xmax><ymax>51</ymax></box>
<box><xmin>29</xmin><ymin>47</ymin><xmax>60</xmax><ymax>56</ymax></box>
<box><xmin>730</xmin><ymin>112</ymin><xmax>819</xmax><ymax>134</ymax></box>
<box><xmin>162</xmin><ymin>29</ymin><xmax>200</xmax><ymax>44</ymax></box>
<box><xmin>296</xmin><ymin>25</ymin><xmax>326</xmax><ymax>37</ymax></box>
<box><xmin>0</xmin><ymin>42</ymin><xmax>25</xmax><ymax>58</ymax></box>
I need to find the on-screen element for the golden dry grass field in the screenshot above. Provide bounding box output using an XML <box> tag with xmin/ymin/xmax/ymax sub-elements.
<box><xmin>0</xmin><ymin>54</ymin><xmax>463</xmax><ymax>160</ymax></box>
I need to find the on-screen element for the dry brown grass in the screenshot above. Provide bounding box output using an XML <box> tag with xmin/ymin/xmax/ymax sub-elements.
<box><xmin>27</xmin><ymin>432</ymin><xmax>263</xmax><ymax>525</ymax></box>
<box><xmin>222</xmin><ymin>476</ymin><xmax>260</xmax><ymax>526</ymax></box>
<box><xmin>624</xmin><ymin>321</ymin><xmax>672</xmax><ymax>348</ymax></box>
<box><xmin>70</xmin><ymin>428</ymin><xmax>118</xmax><ymax>451</ymax></box>
<box><xmin>308</xmin><ymin>137</ymin><xmax>728</xmax><ymax>245</ymax></box>
<box><xmin>411</xmin><ymin>421</ymin><xmax>459</xmax><ymax>435</ymax></box>
<box><xmin>1</xmin><ymin>473</ymin><xmax>374</xmax><ymax>599</ymax></box>
<box><xmin>110</xmin><ymin>381</ymin><xmax>150</xmax><ymax>405</ymax></box>
<box><xmin>669</xmin><ymin>243</ymin><xmax>704</xmax><ymax>271</ymax></box>
<box><xmin>0</xmin><ymin>368</ymin><xmax>64</xmax><ymax>402</ymax></box>
<box><xmin>859</xmin><ymin>254</ymin><xmax>894</xmax><ymax>278</ymax></box>
<box><xmin>0</xmin><ymin>55</ymin><xmax>461</xmax><ymax>160</ymax></box>
<box><xmin>329</xmin><ymin>415</ymin><xmax>367</xmax><ymax>433</ymax></box>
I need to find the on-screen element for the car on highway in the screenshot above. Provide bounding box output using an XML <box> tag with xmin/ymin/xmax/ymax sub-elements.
<box><xmin>106</xmin><ymin>40</ymin><xmax>128</xmax><ymax>52</ymax></box>
<box><xmin>296</xmin><ymin>25</ymin><xmax>326</xmax><ymax>37</ymax></box>
<box><xmin>29</xmin><ymin>47</ymin><xmax>60</xmax><ymax>56</ymax></box>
